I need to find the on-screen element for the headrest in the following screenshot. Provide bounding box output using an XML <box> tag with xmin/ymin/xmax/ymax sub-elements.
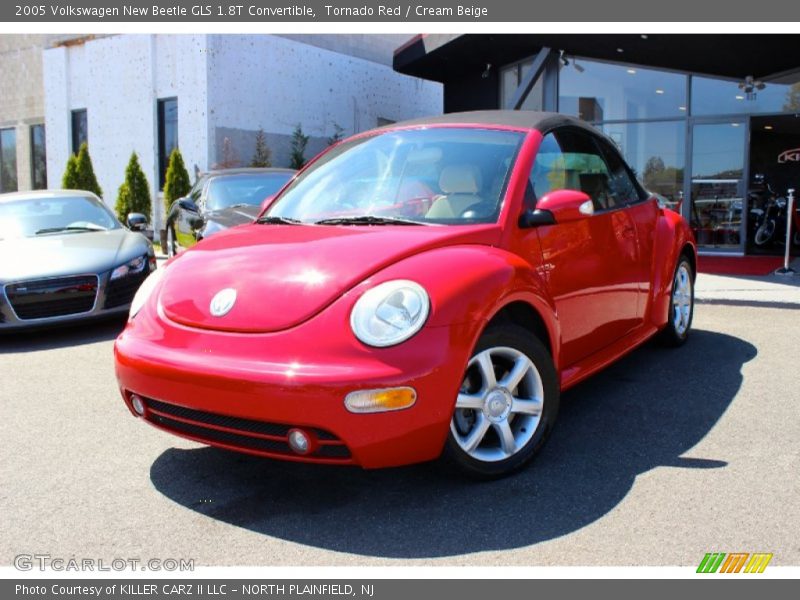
<box><xmin>439</xmin><ymin>165</ymin><xmax>481</xmax><ymax>195</ymax></box>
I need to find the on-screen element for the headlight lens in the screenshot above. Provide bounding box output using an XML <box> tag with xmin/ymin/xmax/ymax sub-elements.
<box><xmin>129</xmin><ymin>266</ymin><xmax>166</xmax><ymax>319</ymax></box>
<box><xmin>350</xmin><ymin>280</ymin><xmax>430</xmax><ymax>347</ymax></box>
<box><xmin>111</xmin><ymin>255</ymin><xmax>148</xmax><ymax>280</ymax></box>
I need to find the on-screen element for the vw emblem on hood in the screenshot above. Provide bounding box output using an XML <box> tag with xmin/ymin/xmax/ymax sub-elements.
<box><xmin>210</xmin><ymin>288</ymin><xmax>237</xmax><ymax>317</ymax></box>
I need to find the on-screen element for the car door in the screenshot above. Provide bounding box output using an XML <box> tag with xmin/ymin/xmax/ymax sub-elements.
<box><xmin>595</xmin><ymin>136</ymin><xmax>658</xmax><ymax>318</ymax></box>
<box><xmin>528</xmin><ymin>127</ymin><xmax>646</xmax><ymax>367</ymax></box>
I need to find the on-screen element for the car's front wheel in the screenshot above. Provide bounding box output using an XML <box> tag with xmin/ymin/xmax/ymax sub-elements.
<box><xmin>443</xmin><ymin>324</ymin><xmax>559</xmax><ymax>479</ymax></box>
<box><xmin>659</xmin><ymin>254</ymin><xmax>695</xmax><ymax>346</ymax></box>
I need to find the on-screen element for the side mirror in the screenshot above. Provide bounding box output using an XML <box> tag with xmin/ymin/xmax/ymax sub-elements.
<box><xmin>520</xmin><ymin>190</ymin><xmax>594</xmax><ymax>228</ymax></box>
<box><xmin>177</xmin><ymin>197</ymin><xmax>199</xmax><ymax>213</ymax></box>
<box><xmin>126</xmin><ymin>212</ymin><xmax>148</xmax><ymax>231</ymax></box>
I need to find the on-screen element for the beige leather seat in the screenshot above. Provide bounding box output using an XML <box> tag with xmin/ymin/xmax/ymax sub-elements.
<box><xmin>426</xmin><ymin>165</ymin><xmax>484</xmax><ymax>219</ymax></box>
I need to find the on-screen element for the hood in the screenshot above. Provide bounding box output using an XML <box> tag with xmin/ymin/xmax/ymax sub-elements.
<box><xmin>0</xmin><ymin>229</ymin><xmax>150</xmax><ymax>282</ymax></box>
<box><xmin>205</xmin><ymin>205</ymin><xmax>260</xmax><ymax>230</ymax></box>
<box><xmin>158</xmin><ymin>223</ymin><xmax>500</xmax><ymax>333</ymax></box>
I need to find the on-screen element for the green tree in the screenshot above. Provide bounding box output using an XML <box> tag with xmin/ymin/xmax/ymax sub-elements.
<box><xmin>250</xmin><ymin>129</ymin><xmax>272</xmax><ymax>167</ymax></box>
<box><xmin>115</xmin><ymin>152</ymin><xmax>152</xmax><ymax>221</ymax></box>
<box><xmin>326</xmin><ymin>122</ymin><xmax>345</xmax><ymax>147</ymax></box>
<box><xmin>289</xmin><ymin>123</ymin><xmax>309</xmax><ymax>169</ymax></box>
<box><xmin>784</xmin><ymin>82</ymin><xmax>800</xmax><ymax>111</ymax></box>
<box><xmin>75</xmin><ymin>142</ymin><xmax>103</xmax><ymax>197</ymax></box>
<box><xmin>61</xmin><ymin>154</ymin><xmax>79</xmax><ymax>189</ymax></box>
<box><xmin>163</xmin><ymin>147</ymin><xmax>191</xmax><ymax>214</ymax></box>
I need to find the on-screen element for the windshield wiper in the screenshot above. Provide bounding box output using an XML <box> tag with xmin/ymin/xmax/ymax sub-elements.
<box><xmin>225</xmin><ymin>203</ymin><xmax>255</xmax><ymax>209</ymax></box>
<box><xmin>256</xmin><ymin>215</ymin><xmax>304</xmax><ymax>225</ymax></box>
<box><xmin>314</xmin><ymin>215</ymin><xmax>424</xmax><ymax>226</ymax></box>
<box><xmin>35</xmin><ymin>225</ymin><xmax>106</xmax><ymax>235</ymax></box>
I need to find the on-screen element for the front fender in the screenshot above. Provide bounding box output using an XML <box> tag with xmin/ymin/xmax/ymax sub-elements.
<box><xmin>363</xmin><ymin>244</ymin><xmax>560</xmax><ymax>365</ymax></box>
<box><xmin>649</xmin><ymin>209</ymin><xmax>696</xmax><ymax>329</ymax></box>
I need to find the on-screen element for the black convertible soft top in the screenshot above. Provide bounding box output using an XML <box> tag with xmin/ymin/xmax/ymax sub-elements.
<box><xmin>380</xmin><ymin>110</ymin><xmax>597</xmax><ymax>135</ymax></box>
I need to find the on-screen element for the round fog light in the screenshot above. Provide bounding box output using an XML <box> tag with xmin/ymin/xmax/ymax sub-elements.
<box><xmin>130</xmin><ymin>394</ymin><xmax>146</xmax><ymax>416</ymax></box>
<box><xmin>288</xmin><ymin>429</ymin><xmax>311</xmax><ymax>455</ymax></box>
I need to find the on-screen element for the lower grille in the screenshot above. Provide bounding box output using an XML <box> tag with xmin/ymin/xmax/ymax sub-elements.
<box><xmin>142</xmin><ymin>397</ymin><xmax>351</xmax><ymax>460</ymax></box>
<box><xmin>104</xmin><ymin>270</ymin><xmax>149</xmax><ymax>309</ymax></box>
<box><xmin>5</xmin><ymin>275</ymin><xmax>98</xmax><ymax>320</ymax></box>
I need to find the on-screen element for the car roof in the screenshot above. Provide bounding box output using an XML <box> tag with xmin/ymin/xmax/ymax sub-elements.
<box><xmin>203</xmin><ymin>167</ymin><xmax>296</xmax><ymax>178</ymax></box>
<box><xmin>379</xmin><ymin>110</ymin><xmax>598</xmax><ymax>135</ymax></box>
<box><xmin>0</xmin><ymin>189</ymin><xmax>101</xmax><ymax>203</ymax></box>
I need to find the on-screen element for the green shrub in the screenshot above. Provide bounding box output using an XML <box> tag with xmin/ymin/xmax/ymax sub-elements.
<box><xmin>326</xmin><ymin>122</ymin><xmax>345</xmax><ymax>147</ymax></box>
<box><xmin>61</xmin><ymin>154</ymin><xmax>79</xmax><ymax>189</ymax></box>
<box><xmin>250</xmin><ymin>128</ymin><xmax>272</xmax><ymax>167</ymax></box>
<box><xmin>289</xmin><ymin>123</ymin><xmax>309</xmax><ymax>169</ymax></box>
<box><xmin>163</xmin><ymin>147</ymin><xmax>191</xmax><ymax>214</ymax></box>
<box><xmin>115</xmin><ymin>152</ymin><xmax>152</xmax><ymax>222</ymax></box>
<box><xmin>75</xmin><ymin>142</ymin><xmax>103</xmax><ymax>197</ymax></box>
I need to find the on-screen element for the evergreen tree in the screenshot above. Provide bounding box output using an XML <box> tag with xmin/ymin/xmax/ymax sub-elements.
<box><xmin>163</xmin><ymin>147</ymin><xmax>191</xmax><ymax>214</ymax></box>
<box><xmin>326</xmin><ymin>122</ymin><xmax>345</xmax><ymax>147</ymax></box>
<box><xmin>250</xmin><ymin>129</ymin><xmax>272</xmax><ymax>168</ymax></box>
<box><xmin>61</xmin><ymin>154</ymin><xmax>79</xmax><ymax>189</ymax></box>
<box><xmin>289</xmin><ymin>123</ymin><xmax>309</xmax><ymax>169</ymax></box>
<box><xmin>75</xmin><ymin>142</ymin><xmax>103</xmax><ymax>197</ymax></box>
<box><xmin>115</xmin><ymin>152</ymin><xmax>152</xmax><ymax>221</ymax></box>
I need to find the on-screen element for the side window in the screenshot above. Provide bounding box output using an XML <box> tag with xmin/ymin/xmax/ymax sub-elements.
<box><xmin>596</xmin><ymin>138</ymin><xmax>645</xmax><ymax>205</ymax></box>
<box><xmin>530</xmin><ymin>128</ymin><xmax>617</xmax><ymax>211</ymax></box>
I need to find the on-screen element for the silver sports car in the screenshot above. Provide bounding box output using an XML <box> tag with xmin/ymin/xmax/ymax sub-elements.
<box><xmin>0</xmin><ymin>190</ymin><xmax>155</xmax><ymax>330</ymax></box>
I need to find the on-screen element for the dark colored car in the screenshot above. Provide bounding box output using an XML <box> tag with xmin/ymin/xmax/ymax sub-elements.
<box><xmin>164</xmin><ymin>168</ymin><xmax>295</xmax><ymax>257</ymax></box>
<box><xmin>0</xmin><ymin>190</ymin><xmax>155</xmax><ymax>330</ymax></box>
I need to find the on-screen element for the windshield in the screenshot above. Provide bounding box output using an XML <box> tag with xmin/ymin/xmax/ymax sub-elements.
<box><xmin>206</xmin><ymin>173</ymin><xmax>293</xmax><ymax>211</ymax></box>
<box><xmin>266</xmin><ymin>128</ymin><xmax>525</xmax><ymax>225</ymax></box>
<box><xmin>0</xmin><ymin>195</ymin><xmax>120</xmax><ymax>240</ymax></box>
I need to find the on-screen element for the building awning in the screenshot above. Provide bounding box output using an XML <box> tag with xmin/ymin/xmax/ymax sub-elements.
<box><xmin>394</xmin><ymin>34</ymin><xmax>800</xmax><ymax>83</ymax></box>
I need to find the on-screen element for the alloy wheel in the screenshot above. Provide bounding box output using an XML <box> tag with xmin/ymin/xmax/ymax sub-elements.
<box><xmin>450</xmin><ymin>346</ymin><xmax>544</xmax><ymax>463</ymax></box>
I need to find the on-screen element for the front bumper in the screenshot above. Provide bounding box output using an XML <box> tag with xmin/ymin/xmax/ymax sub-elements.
<box><xmin>0</xmin><ymin>269</ymin><xmax>147</xmax><ymax>331</ymax></box>
<box><xmin>114</xmin><ymin>304</ymin><xmax>480</xmax><ymax>469</ymax></box>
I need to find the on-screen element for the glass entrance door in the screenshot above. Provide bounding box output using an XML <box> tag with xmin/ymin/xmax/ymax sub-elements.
<box><xmin>689</xmin><ymin>120</ymin><xmax>747</xmax><ymax>250</ymax></box>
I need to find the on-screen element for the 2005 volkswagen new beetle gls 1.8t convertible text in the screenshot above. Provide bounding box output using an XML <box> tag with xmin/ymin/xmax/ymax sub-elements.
<box><xmin>115</xmin><ymin>111</ymin><xmax>696</xmax><ymax>478</ymax></box>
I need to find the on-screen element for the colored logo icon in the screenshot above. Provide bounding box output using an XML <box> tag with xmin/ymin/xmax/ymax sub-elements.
<box><xmin>697</xmin><ymin>552</ymin><xmax>773</xmax><ymax>573</ymax></box>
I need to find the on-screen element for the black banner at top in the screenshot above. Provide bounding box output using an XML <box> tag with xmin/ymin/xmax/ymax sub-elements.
<box><xmin>3</xmin><ymin>0</ymin><xmax>800</xmax><ymax>22</ymax></box>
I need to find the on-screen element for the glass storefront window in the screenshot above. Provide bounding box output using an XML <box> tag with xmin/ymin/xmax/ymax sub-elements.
<box><xmin>601</xmin><ymin>121</ymin><xmax>686</xmax><ymax>210</ymax></box>
<box><xmin>30</xmin><ymin>124</ymin><xmax>47</xmax><ymax>190</ymax></box>
<box><xmin>690</xmin><ymin>122</ymin><xmax>746</xmax><ymax>249</ymax></box>
<box><xmin>691</xmin><ymin>75</ymin><xmax>800</xmax><ymax>116</ymax></box>
<box><xmin>559</xmin><ymin>59</ymin><xmax>688</xmax><ymax>122</ymax></box>
<box><xmin>500</xmin><ymin>59</ymin><xmax>544</xmax><ymax>111</ymax></box>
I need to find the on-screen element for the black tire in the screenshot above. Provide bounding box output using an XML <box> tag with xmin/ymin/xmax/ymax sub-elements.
<box><xmin>441</xmin><ymin>323</ymin><xmax>559</xmax><ymax>479</ymax></box>
<box><xmin>165</xmin><ymin>224</ymin><xmax>177</xmax><ymax>258</ymax></box>
<box><xmin>658</xmin><ymin>254</ymin><xmax>695</xmax><ymax>347</ymax></box>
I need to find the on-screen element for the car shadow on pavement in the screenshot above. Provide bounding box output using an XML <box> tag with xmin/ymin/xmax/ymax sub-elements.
<box><xmin>0</xmin><ymin>316</ymin><xmax>126</xmax><ymax>354</ymax></box>
<box><xmin>149</xmin><ymin>329</ymin><xmax>755</xmax><ymax>559</ymax></box>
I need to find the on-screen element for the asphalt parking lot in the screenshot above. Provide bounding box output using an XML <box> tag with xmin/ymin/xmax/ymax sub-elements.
<box><xmin>1</xmin><ymin>295</ymin><xmax>798</xmax><ymax>567</ymax></box>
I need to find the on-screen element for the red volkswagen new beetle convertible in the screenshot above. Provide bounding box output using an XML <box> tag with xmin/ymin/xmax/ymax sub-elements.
<box><xmin>115</xmin><ymin>111</ymin><xmax>695</xmax><ymax>478</ymax></box>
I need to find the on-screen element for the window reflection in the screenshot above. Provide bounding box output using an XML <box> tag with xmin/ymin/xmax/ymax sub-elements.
<box><xmin>691</xmin><ymin>76</ymin><xmax>800</xmax><ymax>116</ymax></box>
<box><xmin>559</xmin><ymin>59</ymin><xmax>687</xmax><ymax>121</ymax></box>
<box><xmin>500</xmin><ymin>59</ymin><xmax>544</xmax><ymax>110</ymax></box>
<box><xmin>602</xmin><ymin>121</ymin><xmax>685</xmax><ymax>211</ymax></box>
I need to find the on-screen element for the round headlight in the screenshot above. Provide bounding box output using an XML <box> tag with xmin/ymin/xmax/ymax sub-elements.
<box><xmin>129</xmin><ymin>266</ymin><xmax>166</xmax><ymax>320</ymax></box>
<box><xmin>350</xmin><ymin>280</ymin><xmax>430</xmax><ymax>347</ymax></box>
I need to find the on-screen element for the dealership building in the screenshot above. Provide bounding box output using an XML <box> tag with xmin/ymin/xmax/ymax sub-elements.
<box><xmin>394</xmin><ymin>34</ymin><xmax>800</xmax><ymax>255</ymax></box>
<box><xmin>1</xmin><ymin>34</ymin><xmax>442</xmax><ymax>232</ymax></box>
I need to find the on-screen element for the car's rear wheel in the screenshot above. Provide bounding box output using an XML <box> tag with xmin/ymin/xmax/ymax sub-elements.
<box><xmin>659</xmin><ymin>254</ymin><xmax>694</xmax><ymax>347</ymax></box>
<box><xmin>442</xmin><ymin>324</ymin><xmax>559</xmax><ymax>479</ymax></box>
<box><xmin>165</xmin><ymin>225</ymin><xmax>176</xmax><ymax>258</ymax></box>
